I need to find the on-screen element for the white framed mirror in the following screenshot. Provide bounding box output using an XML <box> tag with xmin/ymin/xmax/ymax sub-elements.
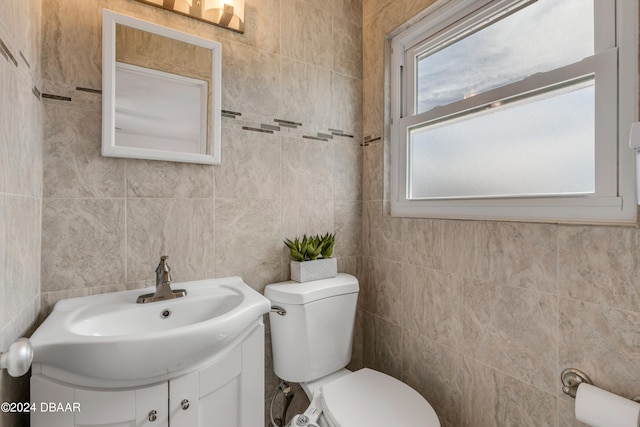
<box><xmin>102</xmin><ymin>9</ymin><xmax>222</xmax><ymax>164</ymax></box>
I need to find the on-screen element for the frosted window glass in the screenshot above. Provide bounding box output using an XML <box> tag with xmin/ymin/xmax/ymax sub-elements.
<box><xmin>416</xmin><ymin>0</ymin><xmax>594</xmax><ymax>113</ymax></box>
<box><xmin>409</xmin><ymin>82</ymin><xmax>595</xmax><ymax>199</ymax></box>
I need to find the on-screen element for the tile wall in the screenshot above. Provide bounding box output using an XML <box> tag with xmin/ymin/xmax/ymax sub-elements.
<box><xmin>361</xmin><ymin>0</ymin><xmax>640</xmax><ymax>426</ymax></box>
<box><xmin>39</xmin><ymin>0</ymin><xmax>362</xmax><ymax>425</ymax></box>
<box><xmin>3</xmin><ymin>0</ymin><xmax>639</xmax><ymax>426</ymax></box>
<box><xmin>0</xmin><ymin>0</ymin><xmax>43</xmax><ymax>426</ymax></box>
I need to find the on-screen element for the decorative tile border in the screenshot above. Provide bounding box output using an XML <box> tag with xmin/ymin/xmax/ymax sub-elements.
<box><xmin>362</xmin><ymin>132</ymin><xmax>382</xmax><ymax>147</ymax></box>
<box><xmin>42</xmin><ymin>94</ymin><xmax>72</xmax><ymax>102</ymax></box>
<box><xmin>19</xmin><ymin>51</ymin><xmax>30</xmax><ymax>69</ymax></box>
<box><xmin>242</xmin><ymin>126</ymin><xmax>274</xmax><ymax>134</ymax></box>
<box><xmin>76</xmin><ymin>87</ymin><xmax>102</xmax><ymax>94</ymax></box>
<box><xmin>222</xmin><ymin>109</ymin><xmax>242</xmax><ymax>118</ymax></box>
<box><xmin>274</xmin><ymin>118</ymin><xmax>302</xmax><ymax>128</ymax></box>
<box><xmin>0</xmin><ymin>36</ymin><xmax>17</xmax><ymax>66</ymax></box>
<box><xmin>222</xmin><ymin>109</ymin><xmax>361</xmax><ymax>145</ymax></box>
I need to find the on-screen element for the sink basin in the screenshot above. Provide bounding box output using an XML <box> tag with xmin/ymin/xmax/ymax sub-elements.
<box><xmin>30</xmin><ymin>276</ymin><xmax>270</xmax><ymax>388</ymax></box>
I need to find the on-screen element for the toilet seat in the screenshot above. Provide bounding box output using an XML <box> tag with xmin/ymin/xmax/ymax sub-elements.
<box><xmin>320</xmin><ymin>368</ymin><xmax>440</xmax><ymax>427</ymax></box>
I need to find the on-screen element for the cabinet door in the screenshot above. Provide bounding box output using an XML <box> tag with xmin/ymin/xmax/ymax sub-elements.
<box><xmin>75</xmin><ymin>382</ymin><xmax>167</xmax><ymax>427</ymax></box>
<box><xmin>169</xmin><ymin>371</ymin><xmax>199</xmax><ymax>426</ymax></box>
<box><xmin>30</xmin><ymin>375</ymin><xmax>168</xmax><ymax>427</ymax></box>
<box><xmin>135</xmin><ymin>383</ymin><xmax>169</xmax><ymax>427</ymax></box>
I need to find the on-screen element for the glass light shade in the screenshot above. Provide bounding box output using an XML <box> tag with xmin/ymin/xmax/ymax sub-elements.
<box><xmin>133</xmin><ymin>0</ymin><xmax>244</xmax><ymax>33</ymax></box>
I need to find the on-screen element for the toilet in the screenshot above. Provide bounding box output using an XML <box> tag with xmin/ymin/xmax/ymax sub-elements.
<box><xmin>265</xmin><ymin>273</ymin><xmax>440</xmax><ymax>427</ymax></box>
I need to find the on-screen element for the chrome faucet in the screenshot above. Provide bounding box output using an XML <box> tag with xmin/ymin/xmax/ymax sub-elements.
<box><xmin>136</xmin><ymin>256</ymin><xmax>187</xmax><ymax>303</ymax></box>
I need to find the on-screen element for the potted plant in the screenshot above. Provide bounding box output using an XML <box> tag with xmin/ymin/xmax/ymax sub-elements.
<box><xmin>284</xmin><ymin>233</ymin><xmax>337</xmax><ymax>282</ymax></box>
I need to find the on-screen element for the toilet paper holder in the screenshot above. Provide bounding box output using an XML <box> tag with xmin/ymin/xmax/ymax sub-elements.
<box><xmin>561</xmin><ymin>368</ymin><xmax>640</xmax><ymax>403</ymax></box>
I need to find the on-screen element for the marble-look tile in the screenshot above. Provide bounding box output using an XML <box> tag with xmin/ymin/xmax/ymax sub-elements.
<box><xmin>42</xmin><ymin>0</ymin><xmax>102</xmax><ymax>89</ymax></box>
<box><xmin>214</xmin><ymin>261</ymin><xmax>283</xmax><ymax>294</ymax></box>
<box><xmin>334</xmin><ymin>200</ymin><xmax>361</xmax><ymax>257</ymax></box>
<box><xmin>558</xmin><ymin>395</ymin><xmax>588</xmax><ymax>427</ymax></box>
<box><xmin>279</xmin><ymin>59</ymin><xmax>338</xmax><ymax>128</ymax></box>
<box><xmin>331</xmin><ymin>72</ymin><xmax>362</xmax><ymax>136</ymax></box>
<box><xmin>333</xmin><ymin>0</ymin><xmax>363</xmax><ymax>26</ymax></box>
<box><xmin>306</xmin><ymin>65</ymin><xmax>334</xmax><ymax>130</ymax></box>
<box><xmin>402</xmin><ymin>330</ymin><xmax>462</xmax><ymax>426</ymax></box>
<box><xmin>44</xmin><ymin>104</ymin><xmax>125</xmax><ymax>198</ymax></box>
<box><xmin>281</xmin><ymin>136</ymin><xmax>334</xmax><ymax>200</ymax></box>
<box><xmin>433</xmin><ymin>220</ymin><xmax>484</xmax><ymax>277</ymax></box>
<box><xmin>362</xmin><ymin>310</ymin><xmax>376</xmax><ymax>367</ymax></box>
<box><xmin>337</xmin><ymin>256</ymin><xmax>359</xmax><ymax>277</ymax></box>
<box><xmin>363</xmin><ymin>139</ymin><xmax>383</xmax><ymax>201</ymax></box>
<box><xmin>558</xmin><ymin>297</ymin><xmax>640</xmax><ymax>400</ymax></box>
<box><xmin>363</xmin><ymin>0</ymin><xmax>405</xmax><ymax>33</ymax></box>
<box><xmin>363</xmin><ymin>200</ymin><xmax>403</xmax><ymax>261</ymax></box>
<box><xmin>333</xmin><ymin>17</ymin><xmax>362</xmax><ymax>79</ymax></box>
<box><xmin>348</xmin><ymin>308</ymin><xmax>365</xmax><ymax>371</ymax></box>
<box><xmin>486</xmin><ymin>221</ymin><xmax>557</xmax><ymax>294</ymax></box>
<box><xmin>362</xmin><ymin>312</ymin><xmax>402</xmax><ymax>379</ymax></box>
<box><xmin>463</xmin><ymin>278</ymin><xmax>558</xmax><ymax>394</ymax></box>
<box><xmin>127</xmin><ymin>198</ymin><xmax>214</xmax><ymax>283</ymax></box>
<box><xmin>39</xmin><ymin>289</ymin><xmax>89</xmax><ymax>322</ymax></box>
<box><xmin>281</xmin><ymin>0</ymin><xmax>332</xmax><ymax>68</ymax></box>
<box><xmin>214</xmin><ymin>198</ymin><xmax>281</xmax><ymax>273</ymax></box>
<box><xmin>231</xmin><ymin>0</ymin><xmax>280</xmax><ymax>55</ymax></box>
<box><xmin>0</xmin><ymin>196</ymin><xmax>6</xmax><ymax>329</ymax></box>
<box><xmin>215</xmin><ymin>126</ymin><xmax>280</xmax><ymax>200</ymax></box>
<box><xmin>41</xmin><ymin>198</ymin><xmax>126</xmax><ymax>292</ymax></box>
<box><xmin>402</xmin><ymin>264</ymin><xmax>463</xmax><ymax>351</ymax></box>
<box><xmin>3</xmin><ymin>196</ymin><xmax>40</xmax><ymax>323</ymax></box>
<box><xmin>362</xmin><ymin>9</ymin><xmax>388</xmax><ymax>135</ymax></box>
<box><xmin>401</xmin><ymin>218</ymin><xmax>439</xmax><ymax>271</ymax></box>
<box><xmin>0</xmin><ymin>58</ymin><xmax>11</xmax><ymax>195</ymax></box>
<box><xmin>364</xmin><ymin>257</ymin><xmax>402</xmax><ymax>324</ymax></box>
<box><xmin>25</xmin><ymin>0</ymin><xmax>43</xmax><ymax>77</ymax></box>
<box><xmin>0</xmin><ymin>296</ymin><xmax>39</xmax><ymax>351</ymax></box>
<box><xmin>405</xmin><ymin>0</ymin><xmax>440</xmax><ymax>22</ymax></box>
<box><xmin>559</xmin><ymin>225</ymin><xmax>640</xmax><ymax>312</ymax></box>
<box><xmin>334</xmin><ymin>140</ymin><xmax>362</xmax><ymax>201</ymax></box>
<box><xmin>281</xmin><ymin>199</ymin><xmax>334</xmax><ymax>247</ymax></box>
<box><xmin>127</xmin><ymin>159</ymin><xmax>213</xmax><ymax>199</ymax></box>
<box><xmin>1</xmin><ymin>57</ymin><xmax>42</xmax><ymax>198</ymax></box>
<box><xmin>0</xmin><ymin>0</ymin><xmax>18</xmax><ymax>44</ymax></box>
<box><xmin>280</xmin><ymin>58</ymin><xmax>318</xmax><ymax>126</ymax></box>
<box><xmin>462</xmin><ymin>357</ymin><xmax>558</xmax><ymax>427</ymax></box>
<box><xmin>221</xmin><ymin>39</ymin><xmax>281</xmax><ymax>118</ymax></box>
<box><xmin>362</xmin><ymin>74</ymin><xmax>384</xmax><ymax>137</ymax></box>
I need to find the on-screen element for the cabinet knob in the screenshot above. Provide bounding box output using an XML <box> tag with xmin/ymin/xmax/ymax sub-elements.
<box><xmin>181</xmin><ymin>399</ymin><xmax>190</xmax><ymax>410</ymax></box>
<box><xmin>148</xmin><ymin>409</ymin><xmax>157</xmax><ymax>422</ymax></box>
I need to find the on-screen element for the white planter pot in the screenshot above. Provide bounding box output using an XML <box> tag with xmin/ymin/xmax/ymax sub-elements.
<box><xmin>290</xmin><ymin>258</ymin><xmax>337</xmax><ymax>283</ymax></box>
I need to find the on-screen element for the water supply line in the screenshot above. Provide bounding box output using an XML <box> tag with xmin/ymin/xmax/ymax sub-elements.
<box><xmin>270</xmin><ymin>380</ymin><xmax>294</xmax><ymax>427</ymax></box>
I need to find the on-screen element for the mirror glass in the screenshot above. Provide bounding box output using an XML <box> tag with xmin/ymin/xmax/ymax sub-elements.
<box><xmin>102</xmin><ymin>10</ymin><xmax>222</xmax><ymax>164</ymax></box>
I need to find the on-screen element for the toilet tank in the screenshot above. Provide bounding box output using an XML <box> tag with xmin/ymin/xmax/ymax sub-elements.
<box><xmin>265</xmin><ymin>273</ymin><xmax>359</xmax><ymax>383</ymax></box>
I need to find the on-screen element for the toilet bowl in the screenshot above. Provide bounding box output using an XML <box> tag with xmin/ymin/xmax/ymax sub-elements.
<box><xmin>290</xmin><ymin>368</ymin><xmax>440</xmax><ymax>427</ymax></box>
<box><xmin>265</xmin><ymin>274</ymin><xmax>440</xmax><ymax>427</ymax></box>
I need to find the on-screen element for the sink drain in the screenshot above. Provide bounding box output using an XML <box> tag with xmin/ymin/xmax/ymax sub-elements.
<box><xmin>160</xmin><ymin>309</ymin><xmax>171</xmax><ymax>319</ymax></box>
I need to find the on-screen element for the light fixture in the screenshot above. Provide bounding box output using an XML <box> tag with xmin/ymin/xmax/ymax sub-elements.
<box><xmin>135</xmin><ymin>0</ymin><xmax>245</xmax><ymax>33</ymax></box>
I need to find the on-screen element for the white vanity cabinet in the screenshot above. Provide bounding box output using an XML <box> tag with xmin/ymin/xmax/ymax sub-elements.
<box><xmin>31</xmin><ymin>325</ymin><xmax>264</xmax><ymax>427</ymax></box>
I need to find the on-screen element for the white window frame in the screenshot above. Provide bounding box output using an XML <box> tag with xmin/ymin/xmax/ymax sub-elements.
<box><xmin>389</xmin><ymin>0</ymin><xmax>638</xmax><ymax>224</ymax></box>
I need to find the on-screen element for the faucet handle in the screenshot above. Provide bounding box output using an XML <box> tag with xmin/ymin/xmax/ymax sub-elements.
<box><xmin>158</xmin><ymin>255</ymin><xmax>170</xmax><ymax>270</ymax></box>
<box><xmin>156</xmin><ymin>255</ymin><xmax>171</xmax><ymax>283</ymax></box>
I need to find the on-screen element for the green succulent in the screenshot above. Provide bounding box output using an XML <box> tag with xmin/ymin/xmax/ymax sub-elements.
<box><xmin>320</xmin><ymin>233</ymin><xmax>335</xmax><ymax>258</ymax></box>
<box><xmin>284</xmin><ymin>232</ymin><xmax>335</xmax><ymax>261</ymax></box>
<box><xmin>284</xmin><ymin>237</ymin><xmax>306</xmax><ymax>262</ymax></box>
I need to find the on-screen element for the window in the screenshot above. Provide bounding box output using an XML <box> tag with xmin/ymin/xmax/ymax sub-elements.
<box><xmin>389</xmin><ymin>0</ymin><xmax>637</xmax><ymax>223</ymax></box>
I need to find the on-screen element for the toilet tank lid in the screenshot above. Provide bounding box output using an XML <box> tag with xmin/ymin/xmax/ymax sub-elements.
<box><xmin>265</xmin><ymin>273</ymin><xmax>359</xmax><ymax>305</ymax></box>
